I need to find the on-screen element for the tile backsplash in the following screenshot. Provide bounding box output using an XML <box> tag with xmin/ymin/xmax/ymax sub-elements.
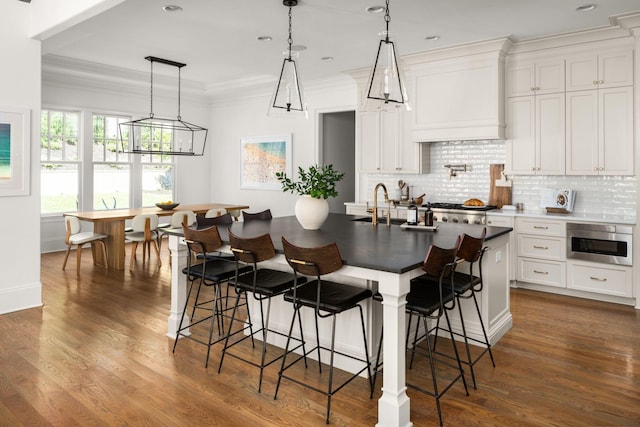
<box><xmin>366</xmin><ymin>140</ymin><xmax>636</xmax><ymax>218</ymax></box>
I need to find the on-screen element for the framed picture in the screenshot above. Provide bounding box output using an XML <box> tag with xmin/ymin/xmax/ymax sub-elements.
<box><xmin>240</xmin><ymin>134</ymin><xmax>291</xmax><ymax>190</ymax></box>
<box><xmin>0</xmin><ymin>107</ymin><xmax>30</xmax><ymax>197</ymax></box>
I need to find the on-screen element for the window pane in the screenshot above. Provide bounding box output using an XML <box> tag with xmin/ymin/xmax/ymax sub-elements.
<box><xmin>41</xmin><ymin>163</ymin><xmax>79</xmax><ymax>213</ymax></box>
<box><xmin>94</xmin><ymin>164</ymin><xmax>130</xmax><ymax>210</ymax></box>
<box><xmin>142</xmin><ymin>164</ymin><xmax>173</xmax><ymax>206</ymax></box>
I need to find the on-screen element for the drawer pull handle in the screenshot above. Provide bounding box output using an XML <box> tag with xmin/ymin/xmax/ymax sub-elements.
<box><xmin>533</xmin><ymin>270</ymin><xmax>549</xmax><ymax>275</ymax></box>
<box><xmin>533</xmin><ymin>226</ymin><xmax>549</xmax><ymax>230</ymax></box>
<box><xmin>533</xmin><ymin>245</ymin><xmax>548</xmax><ymax>250</ymax></box>
<box><xmin>590</xmin><ymin>276</ymin><xmax>607</xmax><ymax>282</ymax></box>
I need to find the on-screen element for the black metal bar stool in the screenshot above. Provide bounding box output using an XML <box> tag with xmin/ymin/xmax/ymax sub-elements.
<box><xmin>434</xmin><ymin>227</ymin><xmax>496</xmax><ymax>389</ymax></box>
<box><xmin>218</xmin><ymin>231</ymin><xmax>307</xmax><ymax>392</ymax></box>
<box><xmin>396</xmin><ymin>237</ymin><xmax>469</xmax><ymax>426</ymax></box>
<box><xmin>274</xmin><ymin>237</ymin><xmax>373</xmax><ymax>424</ymax></box>
<box><xmin>172</xmin><ymin>225</ymin><xmax>251</xmax><ymax>368</ymax></box>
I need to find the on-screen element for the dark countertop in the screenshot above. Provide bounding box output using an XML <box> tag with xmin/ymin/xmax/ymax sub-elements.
<box><xmin>168</xmin><ymin>213</ymin><xmax>512</xmax><ymax>274</ymax></box>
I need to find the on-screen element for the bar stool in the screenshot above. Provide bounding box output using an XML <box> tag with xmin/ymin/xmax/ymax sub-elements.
<box><xmin>218</xmin><ymin>231</ymin><xmax>307</xmax><ymax>392</ymax></box>
<box><xmin>172</xmin><ymin>225</ymin><xmax>251</xmax><ymax>367</ymax></box>
<box><xmin>274</xmin><ymin>237</ymin><xmax>373</xmax><ymax>424</ymax></box>
<box><xmin>434</xmin><ymin>228</ymin><xmax>495</xmax><ymax>389</ymax></box>
<box><xmin>400</xmin><ymin>237</ymin><xmax>469</xmax><ymax>427</ymax></box>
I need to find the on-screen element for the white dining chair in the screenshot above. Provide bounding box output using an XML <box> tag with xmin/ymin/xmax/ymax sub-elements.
<box><xmin>125</xmin><ymin>214</ymin><xmax>161</xmax><ymax>271</ymax></box>
<box><xmin>63</xmin><ymin>216</ymin><xmax>109</xmax><ymax>275</ymax></box>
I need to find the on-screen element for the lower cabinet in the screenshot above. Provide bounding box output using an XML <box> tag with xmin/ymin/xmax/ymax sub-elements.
<box><xmin>486</xmin><ymin>214</ymin><xmax>516</xmax><ymax>281</ymax></box>
<box><xmin>518</xmin><ymin>258</ymin><xmax>566</xmax><ymax>288</ymax></box>
<box><xmin>567</xmin><ymin>260</ymin><xmax>633</xmax><ymax>298</ymax></box>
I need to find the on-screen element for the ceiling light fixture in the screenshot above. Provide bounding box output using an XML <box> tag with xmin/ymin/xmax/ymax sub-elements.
<box><xmin>365</xmin><ymin>0</ymin><xmax>410</xmax><ymax>110</ymax></box>
<box><xmin>321</xmin><ymin>56</ymin><xmax>334</xmax><ymax>61</ymax></box>
<box><xmin>162</xmin><ymin>5</ymin><xmax>183</xmax><ymax>12</ymax></box>
<box><xmin>268</xmin><ymin>0</ymin><xmax>308</xmax><ymax>118</ymax></box>
<box><xmin>576</xmin><ymin>3</ymin><xmax>597</xmax><ymax>12</ymax></box>
<box><xmin>425</xmin><ymin>35</ymin><xmax>440</xmax><ymax>41</ymax></box>
<box><xmin>257</xmin><ymin>35</ymin><xmax>273</xmax><ymax>41</ymax></box>
<box><xmin>118</xmin><ymin>56</ymin><xmax>207</xmax><ymax>156</ymax></box>
<box><xmin>366</xmin><ymin>6</ymin><xmax>385</xmax><ymax>13</ymax></box>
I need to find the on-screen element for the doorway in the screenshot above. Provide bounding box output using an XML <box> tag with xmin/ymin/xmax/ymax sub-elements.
<box><xmin>320</xmin><ymin>111</ymin><xmax>355</xmax><ymax>214</ymax></box>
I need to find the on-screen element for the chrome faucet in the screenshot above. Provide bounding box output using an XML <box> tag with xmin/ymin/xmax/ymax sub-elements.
<box><xmin>371</xmin><ymin>183</ymin><xmax>391</xmax><ymax>226</ymax></box>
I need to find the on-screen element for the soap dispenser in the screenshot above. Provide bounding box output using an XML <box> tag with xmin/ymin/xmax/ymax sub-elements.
<box><xmin>424</xmin><ymin>202</ymin><xmax>434</xmax><ymax>226</ymax></box>
<box><xmin>407</xmin><ymin>203</ymin><xmax>418</xmax><ymax>226</ymax></box>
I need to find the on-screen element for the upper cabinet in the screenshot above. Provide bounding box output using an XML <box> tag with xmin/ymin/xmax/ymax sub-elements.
<box><xmin>566</xmin><ymin>50</ymin><xmax>634</xmax><ymax>92</ymax></box>
<box><xmin>506</xmin><ymin>58</ymin><xmax>565</xmax><ymax>97</ymax></box>
<box><xmin>404</xmin><ymin>39</ymin><xmax>510</xmax><ymax>142</ymax></box>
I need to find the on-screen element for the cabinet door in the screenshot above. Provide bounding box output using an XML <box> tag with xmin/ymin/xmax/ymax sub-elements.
<box><xmin>536</xmin><ymin>93</ymin><xmax>565</xmax><ymax>175</ymax></box>
<box><xmin>566</xmin><ymin>55</ymin><xmax>599</xmax><ymax>91</ymax></box>
<box><xmin>535</xmin><ymin>59</ymin><xmax>565</xmax><ymax>94</ymax></box>
<box><xmin>600</xmin><ymin>87</ymin><xmax>634</xmax><ymax>175</ymax></box>
<box><xmin>357</xmin><ymin>112</ymin><xmax>381</xmax><ymax>172</ymax></box>
<box><xmin>506</xmin><ymin>62</ymin><xmax>535</xmax><ymax>97</ymax></box>
<box><xmin>506</xmin><ymin>59</ymin><xmax>564</xmax><ymax>97</ymax></box>
<box><xmin>598</xmin><ymin>51</ymin><xmax>634</xmax><ymax>89</ymax></box>
<box><xmin>506</xmin><ymin>96</ymin><xmax>537</xmax><ymax>174</ymax></box>
<box><xmin>380</xmin><ymin>111</ymin><xmax>399</xmax><ymax>172</ymax></box>
<box><xmin>566</xmin><ymin>90</ymin><xmax>599</xmax><ymax>175</ymax></box>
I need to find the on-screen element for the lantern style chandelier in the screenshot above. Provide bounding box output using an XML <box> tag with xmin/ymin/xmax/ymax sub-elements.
<box><xmin>267</xmin><ymin>0</ymin><xmax>308</xmax><ymax>118</ymax></box>
<box><xmin>365</xmin><ymin>0</ymin><xmax>410</xmax><ymax>111</ymax></box>
<box><xmin>119</xmin><ymin>56</ymin><xmax>208</xmax><ymax>156</ymax></box>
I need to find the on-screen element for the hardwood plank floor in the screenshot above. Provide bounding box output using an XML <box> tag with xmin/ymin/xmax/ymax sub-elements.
<box><xmin>0</xmin><ymin>247</ymin><xmax>638</xmax><ymax>426</ymax></box>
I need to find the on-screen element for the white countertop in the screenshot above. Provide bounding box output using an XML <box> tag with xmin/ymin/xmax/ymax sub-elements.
<box><xmin>345</xmin><ymin>202</ymin><xmax>636</xmax><ymax>225</ymax></box>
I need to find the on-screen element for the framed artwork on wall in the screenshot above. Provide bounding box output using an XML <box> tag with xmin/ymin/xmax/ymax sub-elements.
<box><xmin>0</xmin><ymin>107</ymin><xmax>30</xmax><ymax>196</ymax></box>
<box><xmin>240</xmin><ymin>134</ymin><xmax>291</xmax><ymax>190</ymax></box>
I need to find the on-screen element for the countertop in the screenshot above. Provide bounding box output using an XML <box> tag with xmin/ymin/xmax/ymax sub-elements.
<box><xmin>166</xmin><ymin>213</ymin><xmax>512</xmax><ymax>274</ymax></box>
<box><xmin>345</xmin><ymin>202</ymin><xmax>636</xmax><ymax>225</ymax></box>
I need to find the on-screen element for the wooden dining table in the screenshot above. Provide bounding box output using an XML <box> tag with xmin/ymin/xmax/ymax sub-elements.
<box><xmin>63</xmin><ymin>203</ymin><xmax>249</xmax><ymax>271</ymax></box>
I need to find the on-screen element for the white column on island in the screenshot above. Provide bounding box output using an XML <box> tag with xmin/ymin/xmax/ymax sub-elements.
<box><xmin>376</xmin><ymin>270</ymin><xmax>413</xmax><ymax>427</ymax></box>
<box><xmin>166</xmin><ymin>234</ymin><xmax>190</xmax><ymax>339</ymax></box>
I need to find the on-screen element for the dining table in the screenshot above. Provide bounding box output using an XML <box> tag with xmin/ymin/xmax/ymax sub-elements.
<box><xmin>163</xmin><ymin>213</ymin><xmax>513</xmax><ymax>427</ymax></box>
<box><xmin>63</xmin><ymin>203</ymin><xmax>249</xmax><ymax>271</ymax></box>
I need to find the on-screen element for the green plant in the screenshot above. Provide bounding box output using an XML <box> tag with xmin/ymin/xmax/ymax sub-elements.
<box><xmin>276</xmin><ymin>164</ymin><xmax>345</xmax><ymax>199</ymax></box>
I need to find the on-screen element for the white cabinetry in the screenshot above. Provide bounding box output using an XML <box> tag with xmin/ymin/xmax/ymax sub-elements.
<box><xmin>357</xmin><ymin>110</ymin><xmax>427</xmax><ymax>174</ymax></box>
<box><xmin>567</xmin><ymin>260</ymin><xmax>633</xmax><ymax>298</ymax></box>
<box><xmin>516</xmin><ymin>217</ymin><xmax>566</xmax><ymax>288</ymax></box>
<box><xmin>506</xmin><ymin>58</ymin><xmax>565</xmax><ymax>97</ymax></box>
<box><xmin>506</xmin><ymin>93</ymin><xmax>565</xmax><ymax>175</ymax></box>
<box><xmin>486</xmin><ymin>214</ymin><xmax>516</xmax><ymax>281</ymax></box>
<box><xmin>565</xmin><ymin>51</ymin><xmax>634</xmax><ymax>92</ymax></box>
<box><xmin>565</xmin><ymin>85</ymin><xmax>633</xmax><ymax>175</ymax></box>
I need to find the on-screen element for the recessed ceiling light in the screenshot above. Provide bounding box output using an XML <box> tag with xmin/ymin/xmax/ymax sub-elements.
<box><xmin>163</xmin><ymin>5</ymin><xmax>183</xmax><ymax>12</ymax></box>
<box><xmin>257</xmin><ymin>36</ymin><xmax>272</xmax><ymax>41</ymax></box>
<box><xmin>366</xmin><ymin>6</ymin><xmax>385</xmax><ymax>13</ymax></box>
<box><xmin>321</xmin><ymin>56</ymin><xmax>334</xmax><ymax>61</ymax></box>
<box><xmin>425</xmin><ymin>35</ymin><xmax>440</xmax><ymax>41</ymax></box>
<box><xmin>290</xmin><ymin>45</ymin><xmax>307</xmax><ymax>52</ymax></box>
<box><xmin>576</xmin><ymin>3</ymin><xmax>596</xmax><ymax>12</ymax></box>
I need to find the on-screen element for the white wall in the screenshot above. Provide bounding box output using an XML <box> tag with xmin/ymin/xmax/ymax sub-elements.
<box><xmin>0</xmin><ymin>1</ymin><xmax>42</xmax><ymax>314</ymax></box>
<box><xmin>207</xmin><ymin>77</ymin><xmax>357</xmax><ymax>217</ymax></box>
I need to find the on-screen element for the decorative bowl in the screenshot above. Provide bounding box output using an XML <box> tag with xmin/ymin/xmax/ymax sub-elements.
<box><xmin>156</xmin><ymin>202</ymin><xmax>179</xmax><ymax>210</ymax></box>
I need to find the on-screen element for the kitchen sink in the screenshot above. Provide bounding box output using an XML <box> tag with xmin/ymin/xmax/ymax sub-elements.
<box><xmin>351</xmin><ymin>217</ymin><xmax>406</xmax><ymax>225</ymax></box>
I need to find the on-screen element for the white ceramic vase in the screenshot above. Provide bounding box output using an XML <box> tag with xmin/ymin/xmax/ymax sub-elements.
<box><xmin>295</xmin><ymin>195</ymin><xmax>329</xmax><ymax>230</ymax></box>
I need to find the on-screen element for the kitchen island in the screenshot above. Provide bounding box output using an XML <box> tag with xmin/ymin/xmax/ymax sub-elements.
<box><xmin>165</xmin><ymin>213</ymin><xmax>513</xmax><ymax>427</ymax></box>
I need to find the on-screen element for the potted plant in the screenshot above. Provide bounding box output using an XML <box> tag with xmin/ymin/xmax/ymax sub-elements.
<box><xmin>276</xmin><ymin>164</ymin><xmax>345</xmax><ymax>229</ymax></box>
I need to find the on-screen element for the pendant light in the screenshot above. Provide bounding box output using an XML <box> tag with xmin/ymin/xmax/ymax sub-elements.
<box><xmin>365</xmin><ymin>0</ymin><xmax>410</xmax><ymax>111</ymax></box>
<box><xmin>118</xmin><ymin>56</ymin><xmax>208</xmax><ymax>156</ymax></box>
<box><xmin>268</xmin><ymin>0</ymin><xmax>308</xmax><ymax>118</ymax></box>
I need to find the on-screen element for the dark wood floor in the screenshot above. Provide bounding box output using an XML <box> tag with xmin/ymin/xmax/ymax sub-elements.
<box><xmin>0</xmin><ymin>247</ymin><xmax>639</xmax><ymax>426</ymax></box>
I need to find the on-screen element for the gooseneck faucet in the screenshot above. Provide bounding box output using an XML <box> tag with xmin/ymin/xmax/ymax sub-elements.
<box><xmin>372</xmin><ymin>183</ymin><xmax>391</xmax><ymax>226</ymax></box>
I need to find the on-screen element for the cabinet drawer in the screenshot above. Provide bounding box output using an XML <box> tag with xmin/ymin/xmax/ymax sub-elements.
<box><xmin>486</xmin><ymin>216</ymin><xmax>514</xmax><ymax>227</ymax></box>
<box><xmin>518</xmin><ymin>258</ymin><xmax>565</xmax><ymax>287</ymax></box>
<box><xmin>517</xmin><ymin>235</ymin><xmax>565</xmax><ymax>260</ymax></box>
<box><xmin>516</xmin><ymin>218</ymin><xmax>565</xmax><ymax>237</ymax></box>
<box><xmin>567</xmin><ymin>261</ymin><xmax>632</xmax><ymax>297</ymax></box>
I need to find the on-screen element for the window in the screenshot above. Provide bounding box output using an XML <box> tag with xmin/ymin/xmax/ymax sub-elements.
<box><xmin>92</xmin><ymin>115</ymin><xmax>131</xmax><ymax>210</ymax></box>
<box><xmin>40</xmin><ymin>110</ymin><xmax>80</xmax><ymax>214</ymax></box>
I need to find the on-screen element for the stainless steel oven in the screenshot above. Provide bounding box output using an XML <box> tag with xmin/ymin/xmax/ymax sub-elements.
<box><xmin>567</xmin><ymin>223</ymin><xmax>632</xmax><ymax>266</ymax></box>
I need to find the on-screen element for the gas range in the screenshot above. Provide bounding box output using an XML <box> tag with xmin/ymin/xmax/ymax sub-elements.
<box><xmin>421</xmin><ymin>202</ymin><xmax>497</xmax><ymax>225</ymax></box>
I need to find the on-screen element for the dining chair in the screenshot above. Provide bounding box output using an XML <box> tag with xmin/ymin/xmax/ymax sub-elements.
<box><xmin>158</xmin><ymin>210</ymin><xmax>196</xmax><ymax>258</ymax></box>
<box><xmin>62</xmin><ymin>216</ymin><xmax>109</xmax><ymax>275</ymax></box>
<box><xmin>218</xmin><ymin>231</ymin><xmax>307</xmax><ymax>392</ymax></box>
<box><xmin>125</xmin><ymin>214</ymin><xmax>161</xmax><ymax>271</ymax></box>
<box><xmin>173</xmin><ymin>225</ymin><xmax>252</xmax><ymax>367</ymax></box>
<box><xmin>241</xmin><ymin>209</ymin><xmax>272</xmax><ymax>221</ymax></box>
<box><xmin>275</xmin><ymin>237</ymin><xmax>373</xmax><ymax>424</ymax></box>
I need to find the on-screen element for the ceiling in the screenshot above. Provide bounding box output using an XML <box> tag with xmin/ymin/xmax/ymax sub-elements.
<box><xmin>41</xmin><ymin>0</ymin><xmax>640</xmax><ymax>90</ymax></box>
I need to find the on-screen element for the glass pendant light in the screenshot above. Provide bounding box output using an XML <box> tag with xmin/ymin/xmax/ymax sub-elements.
<box><xmin>365</xmin><ymin>0</ymin><xmax>411</xmax><ymax>111</ymax></box>
<box><xmin>118</xmin><ymin>56</ymin><xmax>208</xmax><ymax>156</ymax></box>
<box><xmin>268</xmin><ymin>0</ymin><xmax>308</xmax><ymax>118</ymax></box>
